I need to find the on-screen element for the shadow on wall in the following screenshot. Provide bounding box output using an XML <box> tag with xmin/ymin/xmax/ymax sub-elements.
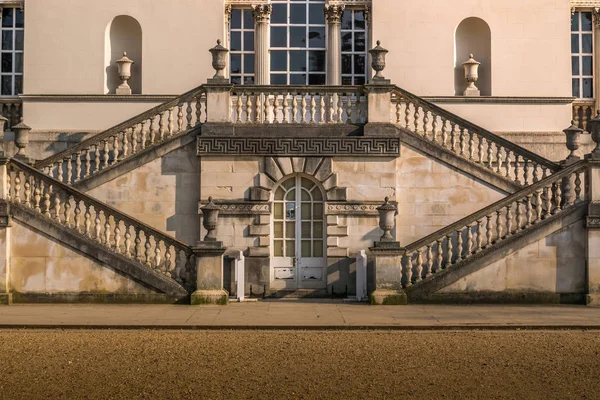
<box><xmin>455</xmin><ymin>17</ymin><xmax>491</xmax><ymax>96</ymax></box>
<box><xmin>105</xmin><ymin>15</ymin><xmax>143</xmax><ymax>95</ymax></box>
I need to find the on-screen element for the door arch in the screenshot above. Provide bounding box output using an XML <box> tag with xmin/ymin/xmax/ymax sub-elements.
<box><xmin>271</xmin><ymin>174</ymin><xmax>326</xmax><ymax>290</ymax></box>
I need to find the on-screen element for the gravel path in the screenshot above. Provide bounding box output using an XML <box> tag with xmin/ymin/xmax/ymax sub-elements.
<box><xmin>0</xmin><ymin>330</ymin><xmax>599</xmax><ymax>399</ymax></box>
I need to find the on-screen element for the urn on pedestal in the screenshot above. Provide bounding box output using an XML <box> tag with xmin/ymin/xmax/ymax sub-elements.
<box><xmin>12</xmin><ymin>118</ymin><xmax>31</xmax><ymax>160</ymax></box>
<box><xmin>208</xmin><ymin>40</ymin><xmax>229</xmax><ymax>83</ymax></box>
<box><xmin>201</xmin><ymin>196</ymin><xmax>220</xmax><ymax>242</ymax></box>
<box><xmin>377</xmin><ymin>196</ymin><xmax>397</xmax><ymax>242</ymax></box>
<box><xmin>116</xmin><ymin>52</ymin><xmax>134</xmax><ymax>95</ymax></box>
<box><xmin>563</xmin><ymin>121</ymin><xmax>584</xmax><ymax>163</ymax></box>
<box><xmin>588</xmin><ymin>111</ymin><xmax>600</xmax><ymax>159</ymax></box>
<box><xmin>462</xmin><ymin>54</ymin><xmax>481</xmax><ymax>97</ymax></box>
<box><xmin>369</xmin><ymin>41</ymin><xmax>389</xmax><ymax>84</ymax></box>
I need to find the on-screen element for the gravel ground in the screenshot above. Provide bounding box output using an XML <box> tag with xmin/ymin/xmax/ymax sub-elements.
<box><xmin>0</xmin><ymin>330</ymin><xmax>599</xmax><ymax>399</ymax></box>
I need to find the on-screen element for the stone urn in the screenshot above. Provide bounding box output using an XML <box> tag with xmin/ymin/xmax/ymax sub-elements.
<box><xmin>563</xmin><ymin>121</ymin><xmax>584</xmax><ymax>162</ymax></box>
<box><xmin>462</xmin><ymin>54</ymin><xmax>481</xmax><ymax>96</ymax></box>
<box><xmin>589</xmin><ymin>111</ymin><xmax>600</xmax><ymax>159</ymax></box>
<box><xmin>209</xmin><ymin>40</ymin><xmax>229</xmax><ymax>81</ymax></box>
<box><xmin>377</xmin><ymin>197</ymin><xmax>397</xmax><ymax>242</ymax></box>
<box><xmin>116</xmin><ymin>52</ymin><xmax>134</xmax><ymax>95</ymax></box>
<box><xmin>12</xmin><ymin>118</ymin><xmax>31</xmax><ymax>158</ymax></box>
<box><xmin>369</xmin><ymin>40</ymin><xmax>389</xmax><ymax>82</ymax></box>
<box><xmin>201</xmin><ymin>197</ymin><xmax>220</xmax><ymax>241</ymax></box>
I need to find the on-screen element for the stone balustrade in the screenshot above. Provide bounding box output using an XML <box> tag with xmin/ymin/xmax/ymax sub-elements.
<box><xmin>391</xmin><ymin>87</ymin><xmax>561</xmax><ymax>186</ymax></box>
<box><xmin>35</xmin><ymin>86</ymin><xmax>207</xmax><ymax>184</ymax></box>
<box><xmin>230</xmin><ymin>86</ymin><xmax>366</xmax><ymax>124</ymax></box>
<box><xmin>6</xmin><ymin>159</ymin><xmax>194</xmax><ymax>286</ymax></box>
<box><xmin>0</xmin><ymin>98</ymin><xmax>22</xmax><ymax>131</ymax></box>
<box><xmin>573</xmin><ymin>99</ymin><xmax>595</xmax><ymax>132</ymax></box>
<box><xmin>400</xmin><ymin>160</ymin><xmax>587</xmax><ymax>288</ymax></box>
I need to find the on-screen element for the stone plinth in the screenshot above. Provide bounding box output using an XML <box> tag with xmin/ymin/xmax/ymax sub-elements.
<box><xmin>587</xmin><ymin>160</ymin><xmax>600</xmax><ymax>306</ymax></box>
<box><xmin>369</xmin><ymin>241</ymin><xmax>407</xmax><ymax>305</ymax></box>
<box><xmin>191</xmin><ymin>241</ymin><xmax>228</xmax><ymax>305</ymax></box>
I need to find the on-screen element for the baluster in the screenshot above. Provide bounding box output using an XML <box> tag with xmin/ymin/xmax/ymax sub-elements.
<box><xmin>466</xmin><ymin>224</ymin><xmax>473</xmax><ymax>256</ymax></box>
<box><xmin>319</xmin><ymin>95</ymin><xmax>325</xmax><ymax>124</ymax></box>
<box><xmin>356</xmin><ymin>95</ymin><xmax>363</xmax><ymax>123</ymax></box>
<box><xmin>94</xmin><ymin>209</ymin><xmax>102</xmax><ymax>241</ymax></box>
<box><xmin>345</xmin><ymin>95</ymin><xmax>352</xmax><ymax>124</ymax></box>
<box><xmin>431</xmin><ymin>114</ymin><xmax>438</xmax><ymax>143</ymax></box>
<box><xmin>149</xmin><ymin>116</ymin><xmax>157</xmax><ymax>144</ymax></box>
<box><xmin>273</xmin><ymin>94</ymin><xmax>280</xmax><ymax>124</ymax></box>
<box><xmin>486</xmin><ymin>142</ymin><xmax>494</xmax><ymax>170</ymax></box>
<box><xmin>543</xmin><ymin>186</ymin><xmax>551</xmax><ymax>218</ymax></box>
<box><xmin>468</xmin><ymin>130</ymin><xmax>475</xmax><ymax>160</ymax></box>
<box><xmin>265</xmin><ymin>93</ymin><xmax>271</xmax><ymax>124</ymax></box>
<box><xmin>574</xmin><ymin>105</ymin><xmax>581</xmax><ymax>128</ymax></box>
<box><xmin>441</xmin><ymin>119</ymin><xmax>448</xmax><ymax>147</ymax></box>
<box><xmin>535</xmin><ymin>189</ymin><xmax>543</xmax><ymax>222</ymax></box>
<box><xmin>33</xmin><ymin>186</ymin><xmax>41</xmax><ymax>212</ymax></box>
<box><xmin>415</xmin><ymin>249</ymin><xmax>423</xmax><ymax>282</ymax></box>
<box><xmin>74</xmin><ymin>200</ymin><xmax>81</xmax><ymax>232</ymax></box>
<box><xmin>65</xmin><ymin>156</ymin><xmax>73</xmax><ymax>184</ymax></box>
<box><xmin>301</xmin><ymin>95</ymin><xmax>307</xmax><ymax>123</ymax></box>
<box><xmin>478</xmin><ymin>136</ymin><xmax>484</xmax><ymax>163</ymax></box>
<box><xmin>533</xmin><ymin>164</ymin><xmax>540</xmax><ymax>183</ymax></box>
<box><xmin>575</xmin><ymin>171</ymin><xmax>582</xmax><ymax>201</ymax></box>
<box><xmin>144</xmin><ymin>235</ymin><xmax>152</xmax><ymax>266</ymax></box>
<box><xmin>64</xmin><ymin>196</ymin><xmax>72</xmax><ymax>227</ymax></box>
<box><xmin>196</xmin><ymin>94</ymin><xmax>203</xmax><ymax>124</ymax></box>
<box><xmin>413</xmin><ymin>105</ymin><xmax>420</xmax><ymax>133</ymax></box>
<box><xmin>247</xmin><ymin>94</ymin><xmax>254</xmax><ymax>123</ymax></box>
<box><xmin>186</xmin><ymin>101</ymin><xmax>193</xmax><ymax>129</ymax></box>
<box><xmin>476</xmin><ymin>220</ymin><xmax>483</xmax><ymax>252</ymax></box>
<box><xmin>485</xmin><ymin>215</ymin><xmax>493</xmax><ymax>247</ymax></box>
<box><xmin>256</xmin><ymin>94</ymin><xmax>262</xmax><ymax>123</ymax></box>
<box><xmin>309</xmin><ymin>94</ymin><xmax>316</xmax><ymax>124</ymax></box>
<box><xmin>450</xmin><ymin>123</ymin><xmax>456</xmax><ymax>152</ymax></box>
<box><xmin>114</xmin><ymin>219</ymin><xmax>121</xmax><ymax>253</ymax></box>
<box><xmin>122</xmin><ymin>129</ymin><xmax>129</xmax><ymax>159</ymax></box>
<box><xmin>425</xmin><ymin>244</ymin><xmax>433</xmax><ymax>278</ymax></box>
<box><xmin>513</xmin><ymin>154</ymin><xmax>520</xmax><ymax>184</ymax></box>
<box><xmin>134</xmin><ymin>230</ymin><xmax>142</xmax><ymax>261</ymax></box>
<box><xmin>336</xmin><ymin>93</ymin><xmax>343</xmax><ymax>123</ymax></box>
<box><xmin>177</xmin><ymin>104</ymin><xmax>184</xmax><ymax>130</ymax></box>
<box><xmin>131</xmin><ymin>126</ymin><xmax>138</xmax><ymax>154</ymax></box>
<box><xmin>102</xmin><ymin>140</ymin><xmax>109</xmax><ymax>168</ymax></box>
<box><xmin>395</xmin><ymin>102</ymin><xmax>402</xmax><ymax>124</ymax></box>
<box><xmin>459</xmin><ymin>128</ymin><xmax>465</xmax><ymax>156</ymax></box>
<box><xmin>57</xmin><ymin>160</ymin><xmax>63</xmax><ymax>183</ymax></box>
<box><xmin>168</xmin><ymin>107</ymin><xmax>174</xmax><ymax>134</ymax></box>
<box><xmin>505</xmin><ymin>204</ymin><xmax>513</xmax><ymax>236</ymax></box>
<box><xmin>446</xmin><ymin>234</ymin><xmax>453</xmax><ymax>265</ymax></box>
<box><xmin>75</xmin><ymin>153</ymin><xmax>82</xmax><ymax>182</ymax></box>
<box><xmin>84</xmin><ymin>205</ymin><xmax>92</xmax><ymax>237</ymax></box>
<box><xmin>516</xmin><ymin>201</ymin><xmax>523</xmax><ymax>231</ymax></box>
<box><xmin>124</xmin><ymin>227</ymin><xmax>132</xmax><ymax>257</ymax></box>
<box><xmin>43</xmin><ymin>187</ymin><xmax>51</xmax><ymax>217</ymax></box>
<box><xmin>456</xmin><ymin>229</ymin><xmax>463</xmax><ymax>261</ymax></box>
<box><xmin>496</xmin><ymin>147</ymin><xmax>503</xmax><ymax>174</ymax></box>
<box><xmin>404</xmin><ymin>250</ymin><xmax>413</xmax><ymax>287</ymax></box>
<box><xmin>525</xmin><ymin>194</ymin><xmax>533</xmax><ymax>227</ymax></box>
<box><xmin>496</xmin><ymin>210</ymin><xmax>503</xmax><ymax>241</ymax></box>
<box><xmin>155</xmin><ymin>242</ymin><xmax>162</xmax><ymax>270</ymax></box>
<box><xmin>404</xmin><ymin>101</ymin><xmax>411</xmax><ymax>129</ymax></box>
<box><xmin>104</xmin><ymin>213</ymin><xmax>111</xmax><ymax>245</ymax></box>
<box><xmin>423</xmin><ymin>110</ymin><xmax>429</xmax><ymax>139</ymax></box>
<box><xmin>111</xmin><ymin>136</ymin><xmax>119</xmax><ymax>165</ymax></box>
<box><xmin>561</xmin><ymin>175</ymin><xmax>572</xmax><ymax>208</ymax></box>
<box><xmin>435</xmin><ymin>239</ymin><xmax>443</xmax><ymax>272</ymax></box>
<box><xmin>505</xmin><ymin>150</ymin><xmax>511</xmax><ymax>178</ymax></box>
<box><xmin>140</xmin><ymin>120</ymin><xmax>148</xmax><ymax>149</ymax></box>
<box><xmin>523</xmin><ymin>159</ymin><xmax>530</xmax><ymax>185</ymax></box>
<box><xmin>551</xmin><ymin>182</ymin><xmax>560</xmax><ymax>214</ymax></box>
<box><xmin>13</xmin><ymin>171</ymin><xmax>20</xmax><ymax>203</ymax></box>
<box><xmin>23</xmin><ymin>177</ymin><xmax>30</xmax><ymax>207</ymax></box>
<box><xmin>53</xmin><ymin>192</ymin><xmax>61</xmax><ymax>222</ymax></box>
<box><xmin>165</xmin><ymin>247</ymin><xmax>173</xmax><ymax>276</ymax></box>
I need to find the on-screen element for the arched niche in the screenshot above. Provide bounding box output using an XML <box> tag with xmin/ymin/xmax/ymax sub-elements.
<box><xmin>454</xmin><ymin>17</ymin><xmax>491</xmax><ymax>96</ymax></box>
<box><xmin>105</xmin><ymin>15</ymin><xmax>142</xmax><ymax>94</ymax></box>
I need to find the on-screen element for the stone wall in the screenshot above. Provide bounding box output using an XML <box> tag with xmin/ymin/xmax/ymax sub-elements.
<box><xmin>437</xmin><ymin>220</ymin><xmax>586</xmax><ymax>295</ymax></box>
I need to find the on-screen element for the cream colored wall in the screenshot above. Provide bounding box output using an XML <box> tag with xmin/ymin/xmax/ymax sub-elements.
<box><xmin>437</xmin><ymin>220</ymin><xmax>586</xmax><ymax>294</ymax></box>
<box><xmin>10</xmin><ymin>221</ymin><xmax>154</xmax><ymax>294</ymax></box>
<box><xmin>373</xmin><ymin>0</ymin><xmax>571</xmax><ymax>97</ymax></box>
<box><xmin>88</xmin><ymin>143</ymin><xmax>201</xmax><ymax>245</ymax></box>
<box><xmin>24</xmin><ymin>0</ymin><xmax>224</xmax><ymax>95</ymax></box>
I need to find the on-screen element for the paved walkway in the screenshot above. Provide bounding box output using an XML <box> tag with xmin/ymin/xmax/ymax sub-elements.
<box><xmin>1</xmin><ymin>302</ymin><xmax>600</xmax><ymax>329</ymax></box>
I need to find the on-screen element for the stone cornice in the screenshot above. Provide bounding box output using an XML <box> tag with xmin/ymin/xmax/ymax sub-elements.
<box><xmin>424</xmin><ymin>96</ymin><xmax>575</xmax><ymax>105</ymax></box>
<box><xmin>572</xmin><ymin>0</ymin><xmax>600</xmax><ymax>8</ymax></box>
<box><xmin>0</xmin><ymin>1</ymin><xmax>23</xmax><ymax>9</ymax></box>
<box><xmin>225</xmin><ymin>0</ymin><xmax>371</xmax><ymax>6</ymax></box>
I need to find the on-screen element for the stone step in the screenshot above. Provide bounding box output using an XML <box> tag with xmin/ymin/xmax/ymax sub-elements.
<box><xmin>263</xmin><ymin>289</ymin><xmax>332</xmax><ymax>299</ymax></box>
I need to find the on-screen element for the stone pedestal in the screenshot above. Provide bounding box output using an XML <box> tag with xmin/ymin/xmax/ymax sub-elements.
<box><xmin>369</xmin><ymin>242</ymin><xmax>407</xmax><ymax>305</ymax></box>
<box><xmin>205</xmin><ymin>81</ymin><xmax>233</xmax><ymax>124</ymax></box>
<box><xmin>586</xmin><ymin>158</ymin><xmax>600</xmax><ymax>306</ymax></box>
<box><xmin>363</xmin><ymin>84</ymin><xmax>397</xmax><ymax>136</ymax></box>
<box><xmin>190</xmin><ymin>242</ymin><xmax>228</xmax><ymax>305</ymax></box>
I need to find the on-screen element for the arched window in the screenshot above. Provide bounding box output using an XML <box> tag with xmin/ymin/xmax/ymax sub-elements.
<box><xmin>105</xmin><ymin>16</ymin><xmax>142</xmax><ymax>94</ymax></box>
<box><xmin>455</xmin><ymin>17</ymin><xmax>491</xmax><ymax>96</ymax></box>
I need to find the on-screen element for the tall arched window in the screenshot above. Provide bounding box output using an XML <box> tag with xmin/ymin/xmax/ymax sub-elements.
<box><xmin>270</xmin><ymin>0</ymin><xmax>326</xmax><ymax>85</ymax></box>
<box><xmin>105</xmin><ymin>15</ymin><xmax>142</xmax><ymax>94</ymax></box>
<box><xmin>455</xmin><ymin>17</ymin><xmax>491</xmax><ymax>96</ymax></box>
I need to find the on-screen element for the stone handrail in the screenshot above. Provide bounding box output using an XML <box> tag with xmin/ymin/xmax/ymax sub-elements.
<box><xmin>6</xmin><ymin>158</ymin><xmax>194</xmax><ymax>286</ymax></box>
<box><xmin>400</xmin><ymin>160</ymin><xmax>587</xmax><ymax>288</ymax></box>
<box><xmin>391</xmin><ymin>86</ymin><xmax>561</xmax><ymax>186</ymax></box>
<box><xmin>0</xmin><ymin>97</ymin><xmax>22</xmax><ymax>131</ymax></box>
<box><xmin>35</xmin><ymin>85</ymin><xmax>207</xmax><ymax>184</ymax></box>
<box><xmin>231</xmin><ymin>85</ymin><xmax>366</xmax><ymax>124</ymax></box>
<box><xmin>573</xmin><ymin>99</ymin><xmax>595</xmax><ymax>132</ymax></box>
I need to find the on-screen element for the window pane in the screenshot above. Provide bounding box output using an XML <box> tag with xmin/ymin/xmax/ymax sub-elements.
<box><xmin>286</xmin><ymin>201</ymin><xmax>296</xmax><ymax>219</ymax></box>
<box><xmin>230</xmin><ymin>54</ymin><xmax>241</xmax><ymax>74</ymax></box>
<box><xmin>571</xmin><ymin>12</ymin><xmax>579</xmax><ymax>31</ymax></box>
<box><xmin>231</xmin><ymin>76</ymin><xmax>242</xmax><ymax>85</ymax></box>
<box><xmin>572</xmin><ymin>78</ymin><xmax>580</xmax><ymax>97</ymax></box>
<box><xmin>286</xmin><ymin>222</ymin><xmax>296</xmax><ymax>239</ymax></box>
<box><xmin>354</xmin><ymin>55</ymin><xmax>366</xmax><ymax>75</ymax></box>
<box><xmin>308</xmin><ymin>27</ymin><xmax>325</xmax><ymax>48</ymax></box>
<box><xmin>272</xmin><ymin>4</ymin><xmax>287</xmax><ymax>24</ymax></box>
<box><xmin>271</xmin><ymin>27</ymin><xmax>287</xmax><ymax>47</ymax></box>
<box><xmin>274</xmin><ymin>222</ymin><xmax>284</xmax><ymax>238</ymax></box>
<box><xmin>572</xmin><ymin>56</ymin><xmax>580</xmax><ymax>75</ymax></box>
<box><xmin>285</xmin><ymin>241</ymin><xmax>295</xmax><ymax>257</ymax></box>
<box><xmin>355</xmin><ymin>76</ymin><xmax>366</xmax><ymax>85</ymax></box>
<box><xmin>290</xmin><ymin>50</ymin><xmax>306</xmax><ymax>72</ymax></box>
<box><xmin>271</xmin><ymin>50</ymin><xmax>287</xmax><ymax>71</ymax></box>
<box><xmin>583</xmin><ymin>56</ymin><xmax>593</xmax><ymax>76</ymax></box>
<box><xmin>301</xmin><ymin>241</ymin><xmax>311</xmax><ymax>257</ymax></box>
<box><xmin>583</xmin><ymin>34</ymin><xmax>593</xmax><ymax>53</ymax></box>
<box><xmin>1</xmin><ymin>53</ymin><xmax>11</xmax><ymax>73</ymax></box>
<box><xmin>243</xmin><ymin>9</ymin><xmax>253</xmax><ymax>29</ymax></box>
<box><xmin>583</xmin><ymin>78</ymin><xmax>594</xmax><ymax>98</ymax></box>
<box><xmin>230</xmin><ymin>32</ymin><xmax>241</xmax><ymax>51</ymax></box>
<box><xmin>15</xmin><ymin>31</ymin><xmax>23</xmax><ymax>51</ymax></box>
<box><xmin>275</xmin><ymin>187</ymin><xmax>285</xmax><ymax>201</ymax></box>
<box><xmin>301</xmin><ymin>222</ymin><xmax>311</xmax><ymax>238</ymax></box>
<box><xmin>244</xmin><ymin>54</ymin><xmax>255</xmax><ymax>74</ymax></box>
<box><xmin>244</xmin><ymin>76</ymin><xmax>255</xmax><ymax>85</ymax></box>
<box><xmin>301</xmin><ymin>203</ymin><xmax>312</xmax><ymax>219</ymax></box>
<box><xmin>275</xmin><ymin>201</ymin><xmax>284</xmax><ymax>217</ymax></box>
<box><xmin>14</xmin><ymin>75</ymin><xmax>21</xmax><ymax>94</ymax></box>
<box><xmin>290</xmin><ymin>26</ymin><xmax>306</xmax><ymax>47</ymax></box>
<box><xmin>313</xmin><ymin>222</ymin><xmax>323</xmax><ymax>238</ymax></box>
<box><xmin>271</xmin><ymin>74</ymin><xmax>287</xmax><ymax>84</ymax></box>
<box><xmin>290</xmin><ymin>4</ymin><xmax>306</xmax><ymax>24</ymax></box>
<box><xmin>572</xmin><ymin>34</ymin><xmax>579</xmax><ymax>53</ymax></box>
<box><xmin>308</xmin><ymin>51</ymin><xmax>325</xmax><ymax>72</ymax></box>
<box><xmin>341</xmin><ymin>32</ymin><xmax>352</xmax><ymax>52</ymax></box>
<box><xmin>2</xmin><ymin>8</ymin><xmax>13</xmax><ymax>28</ymax></box>
<box><xmin>354</xmin><ymin>32</ymin><xmax>366</xmax><ymax>52</ymax></box>
<box><xmin>308</xmin><ymin>74</ymin><xmax>326</xmax><ymax>85</ymax></box>
<box><xmin>1</xmin><ymin>31</ymin><xmax>12</xmax><ymax>51</ymax></box>
<box><xmin>354</xmin><ymin>11</ymin><xmax>366</xmax><ymax>30</ymax></box>
<box><xmin>582</xmin><ymin>12</ymin><xmax>593</xmax><ymax>31</ymax></box>
<box><xmin>274</xmin><ymin>241</ymin><xmax>284</xmax><ymax>257</ymax></box>
<box><xmin>244</xmin><ymin>32</ymin><xmax>254</xmax><ymax>52</ymax></box>
<box><xmin>342</xmin><ymin>54</ymin><xmax>352</xmax><ymax>74</ymax></box>
<box><xmin>342</xmin><ymin>10</ymin><xmax>352</xmax><ymax>30</ymax></box>
<box><xmin>231</xmin><ymin>9</ymin><xmax>242</xmax><ymax>29</ymax></box>
<box><xmin>290</xmin><ymin>74</ymin><xmax>306</xmax><ymax>84</ymax></box>
<box><xmin>312</xmin><ymin>188</ymin><xmax>322</xmax><ymax>201</ymax></box>
<box><xmin>313</xmin><ymin>203</ymin><xmax>323</xmax><ymax>219</ymax></box>
<box><xmin>1</xmin><ymin>75</ymin><xmax>11</xmax><ymax>95</ymax></box>
<box><xmin>313</xmin><ymin>241</ymin><xmax>323</xmax><ymax>257</ymax></box>
<box><xmin>15</xmin><ymin>52</ymin><xmax>22</xmax><ymax>73</ymax></box>
<box><xmin>309</xmin><ymin>4</ymin><xmax>325</xmax><ymax>25</ymax></box>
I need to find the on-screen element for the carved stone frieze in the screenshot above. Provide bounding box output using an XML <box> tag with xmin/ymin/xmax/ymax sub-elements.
<box><xmin>198</xmin><ymin>201</ymin><xmax>271</xmax><ymax>215</ymax></box>
<box><xmin>197</xmin><ymin>137</ymin><xmax>400</xmax><ymax>157</ymax></box>
<box><xmin>586</xmin><ymin>215</ymin><xmax>600</xmax><ymax>229</ymax></box>
<box><xmin>326</xmin><ymin>201</ymin><xmax>396</xmax><ymax>216</ymax></box>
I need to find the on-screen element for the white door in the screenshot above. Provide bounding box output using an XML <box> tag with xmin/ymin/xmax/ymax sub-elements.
<box><xmin>272</xmin><ymin>176</ymin><xmax>326</xmax><ymax>290</ymax></box>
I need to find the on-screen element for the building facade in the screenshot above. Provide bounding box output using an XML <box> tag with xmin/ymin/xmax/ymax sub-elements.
<box><xmin>0</xmin><ymin>0</ymin><xmax>599</xmax><ymax>304</ymax></box>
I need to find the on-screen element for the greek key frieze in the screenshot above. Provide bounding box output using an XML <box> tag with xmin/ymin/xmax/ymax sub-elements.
<box><xmin>197</xmin><ymin>137</ymin><xmax>400</xmax><ymax>156</ymax></box>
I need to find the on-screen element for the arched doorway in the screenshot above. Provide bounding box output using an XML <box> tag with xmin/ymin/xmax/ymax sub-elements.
<box><xmin>271</xmin><ymin>175</ymin><xmax>326</xmax><ymax>290</ymax></box>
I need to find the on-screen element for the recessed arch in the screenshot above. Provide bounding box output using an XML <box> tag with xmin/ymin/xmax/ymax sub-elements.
<box><xmin>104</xmin><ymin>15</ymin><xmax>142</xmax><ymax>94</ymax></box>
<box><xmin>454</xmin><ymin>17</ymin><xmax>491</xmax><ymax>96</ymax></box>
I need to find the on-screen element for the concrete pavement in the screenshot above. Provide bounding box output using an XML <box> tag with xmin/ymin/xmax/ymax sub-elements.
<box><xmin>1</xmin><ymin>301</ymin><xmax>600</xmax><ymax>329</ymax></box>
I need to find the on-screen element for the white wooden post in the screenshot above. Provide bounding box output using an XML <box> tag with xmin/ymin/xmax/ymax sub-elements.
<box><xmin>356</xmin><ymin>250</ymin><xmax>367</xmax><ymax>302</ymax></box>
<box><xmin>235</xmin><ymin>251</ymin><xmax>245</xmax><ymax>302</ymax></box>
